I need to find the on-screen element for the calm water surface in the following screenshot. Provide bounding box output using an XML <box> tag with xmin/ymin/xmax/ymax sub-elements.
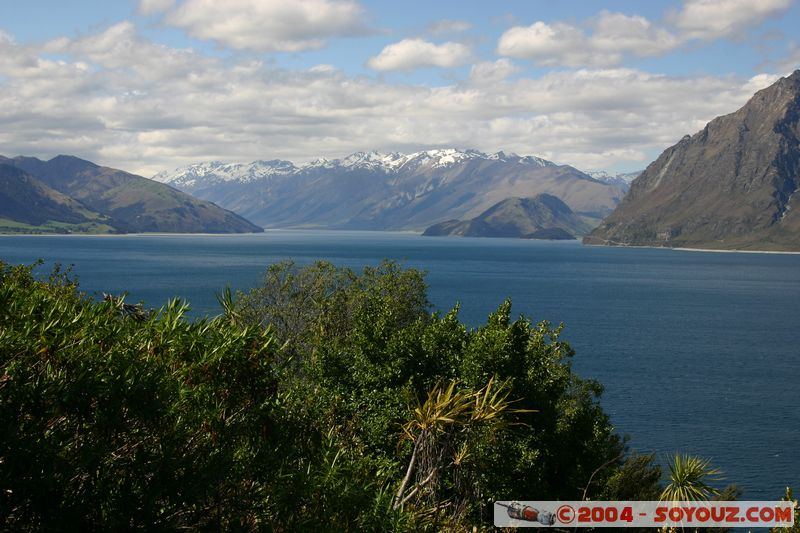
<box><xmin>1</xmin><ymin>231</ymin><xmax>798</xmax><ymax>498</ymax></box>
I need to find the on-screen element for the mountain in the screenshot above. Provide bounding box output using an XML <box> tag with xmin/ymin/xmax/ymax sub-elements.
<box><xmin>422</xmin><ymin>194</ymin><xmax>590</xmax><ymax>239</ymax></box>
<box><xmin>0</xmin><ymin>164</ymin><xmax>115</xmax><ymax>233</ymax></box>
<box><xmin>0</xmin><ymin>155</ymin><xmax>262</xmax><ymax>234</ymax></box>
<box><xmin>153</xmin><ymin>149</ymin><xmax>625</xmax><ymax>231</ymax></box>
<box><xmin>584</xmin><ymin>170</ymin><xmax>642</xmax><ymax>191</ymax></box>
<box><xmin>585</xmin><ymin>70</ymin><xmax>800</xmax><ymax>251</ymax></box>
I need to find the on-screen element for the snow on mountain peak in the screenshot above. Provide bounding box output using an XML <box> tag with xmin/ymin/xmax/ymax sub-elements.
<box><xmin>301</xmin><ymin>157</ymin><xmax>335</xmax><ymax>170</ymax></box>
<box><xmin>339</xmin><ymin>151</ymin><xmax>406</xmax><ymax>170</ymax></box>
<box><xmin>395</xmin><ymin>148</ymin><xmax>484</xmax><ymax>170</ymax></box>
<box><xmin>152</xmin><ymin>148</ymin><xmax>560</xmax><ymax>186</ymax></box>
<box><xmin>298</xmin><ymin>149</ymin><xmax>486</xmax><ymax>172</ymax></box>
<box><xmin>584</xmin><ymin>170</ymin><xmax>641</xmax><ymax>185</ymax></box>
<box><xmin>153</xmin><ymin>159</ymin><xmax>297</xmax><ymax>186</ymax></box>
<box><xmin>585</xmin><ymin>170</ymin><xmax>611</xmax><ymax>179</ymax></box>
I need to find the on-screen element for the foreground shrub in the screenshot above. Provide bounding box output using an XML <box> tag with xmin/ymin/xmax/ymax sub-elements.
<box><xmin>1</xmin><ymin>260</ymin><xmax>668</xmax><ymax>530</ymax></box>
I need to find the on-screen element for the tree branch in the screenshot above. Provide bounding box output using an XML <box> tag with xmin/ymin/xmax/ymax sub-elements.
<box><xmin>398</xmin><ymin>467</ymin><xmax>438</xmax><ymax>508</ymax></box>
<box><xmin>393</xmin><ymin>435</ymin><xmax>423</xmax><ymax>510</ymax></box>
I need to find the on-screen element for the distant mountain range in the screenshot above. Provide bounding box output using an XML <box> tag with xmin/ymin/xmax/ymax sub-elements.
<box><xmin>0</xmin><ymin>155</ymin><xmax>262</xmax><ymax>234</ymax></box>
<box><xmin>153</xmin><ymin>149</ymin><xmax>626</xmax><ymax>231</ymax></box>
<box><xmin>422</xmin><ymin>194</ymin><xmax>590</xmax><ymax>239</ymax></box>
<box><xmin>584</xmin><ymin>170</ymin><xmax>642</xmax><ymax>191</ymax></box>
<box><xmin>586</xmin><ymin>69</ymin><xmax>800</xmax><ymax>252</ymax></box>
<box><xmin>12</xmin><ymin>68</ymin><xmax>799</xmax><ymax>246</ymax></box>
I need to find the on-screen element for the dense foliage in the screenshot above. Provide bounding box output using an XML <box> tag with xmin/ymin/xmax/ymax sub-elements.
<box><xmin>1</xmin><ymin>259</ymin><xmax>715</xmax><ymax>531</ymax></box>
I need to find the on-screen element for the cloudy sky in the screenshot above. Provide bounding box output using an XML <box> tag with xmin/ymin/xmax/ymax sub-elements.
<box><xmin>0</xmin><ymin>0</ymin><xmax>798</xmax><ymax>176</ymax></box>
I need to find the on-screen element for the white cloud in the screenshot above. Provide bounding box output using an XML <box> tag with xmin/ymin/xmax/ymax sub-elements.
<box><xmin>496</xmin><ymin>22</ymin><xmax>606</xmax><ymax>67</ymax></box>
<box><xmin>591</xmin><ymin>11</ymin><xmax>679</xmax><ymax>56</ymax></box>
<box><xmin>741</xmin><ymin>72</ymin><xmax>782</xmax><ymax>95</ymax></box>
<box><xmin>163</xmin><ymin>0</ymin><xmax>369</xmax><ymax>52</ymax></box>
<box><xmin>0</xmin><ymin>30</ymin><xmax>15</xmax><ymax>45</ymax></box>
<box><xmin>497</xmin><ymin>13</ymin><xmax>684</xmax><ymax>68</ymax></box>
<box><xmin>669</xmin><ymin>0</ymin><xmax>792</xmax><ymax>40</ymax></box>
<box><xmin>0</xmin><ymin>25</ymin><xmax>784</xmax><ymax>175</ymax></box>
<box><xmin>308</xmin><ymin>64</ymin><xmax>337</xmax><ymax>73</ymax></box>
<box><xmin>469</xmin><ymin>58</ymin><xmax>519</xmax><ymax>84</ymax></box>
<box><xmin>367</xmin><ymin>39</ymin><xmax>471</xmax><ymax>71</ymax></box>
<box><xmin>138</xmin><ymin>0</ymin><xmax>175</xmax><ymax>16</ymax></box>
<box><xmin>43</xmin><ymin>22</ymin><xmax>203</xmax><ymax>83</ymax></box>
<box><xmin>497</xmin><ymin>1</ymin><xmax>792</xmax><ymax>68</ymax></box>
<box><xmin>427</xmin><ymin>19</ymin><xmax>472</xmax><ymax>36</ymax></box>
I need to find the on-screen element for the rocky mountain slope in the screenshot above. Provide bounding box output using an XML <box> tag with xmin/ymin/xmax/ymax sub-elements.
<box><xmin>0</xmin><ymin>155</ymin><xmax>262</xmax><ymax>234</ymax></box>
<box><xmin>153</xmin><ymin>149</ymin><xmax>625</xmax><ymax>231</ymax></box>
<box><xmin>422</xmin><ymin>194</ymin><xmax>590</xmax><ymax>239</ymax></box>
<box><xmin>585</xmin><ymin>70</ymin><xmax>800</xmax><ymax>251</ymax></box>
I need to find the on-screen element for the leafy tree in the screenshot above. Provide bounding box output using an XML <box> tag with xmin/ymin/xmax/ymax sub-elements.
<box><xmin>0</xmin><ymin>261</ymin><xmax>412</xmax><ymax>530</ymax></box>
<box><xmin>600</xmin><ymin>452</ymin><xmax>663</xmax><ymax>500</ymax></box>
<box><xmin>0</xmin><ymin>262</ymin><xmax>283</xmax><ymax>529</ymax></box>
<box><xmin>233</xmin><ymin>259</ymin><xmax>428</xmax><ymax>361</ymax></box>
<box><xmin>1</xmin><ymin>259</ymin><xmax>709</xmax><ymax>530</ymax></box>
<box><xmin>235</xmin><ymin>260</ymin><xmax>629</xmax><ymax>525</ymax></box>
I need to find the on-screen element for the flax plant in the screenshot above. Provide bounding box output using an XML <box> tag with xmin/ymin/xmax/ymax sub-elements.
<box><xmin>394</xmin><ymin>376</ymin><xmax>535</xmax><ymax>526</ymax></box>
<box><xmin>660</xmin><ymin>454</ymin><xmax>722</xmax><ymax>502</ymax></box>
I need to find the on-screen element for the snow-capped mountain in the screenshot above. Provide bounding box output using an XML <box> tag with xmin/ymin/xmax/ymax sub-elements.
<box><xmin>584</xmin><ymin>170</ymin><xmax>642</xmax><ymax>191</ymax></box>
<box><xmin>152</xmin><ymin>148</ymin><xmax>625</xmax><ymax>231</ymax></box>
<box><xmin>153</xmin><ymin>159</ymin><xmax>297</xmax><ymax>189</ymax></box>
<box><xmin>154</xmin><ymin>149</ymin><xmax>555</xmax><ymax>186</ymax></box>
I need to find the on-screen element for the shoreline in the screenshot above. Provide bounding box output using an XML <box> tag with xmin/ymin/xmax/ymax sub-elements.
<box><xmin>670</xmin><ymin>246</ymin><xmax>800</xmax><ymax>255</ymax></box>
<box><xmin>3</xmin><ymin>231</ymin><xmax>800</xmax><ymax>254</ymax></box>
<box><xmin>0</xmin><ymin>228</ymin><xmax>422</xmax><ymax>238</ymax></box>
<box><xmin>582</xmin><ymin>241</ymin><xmax>800</xmax><ymax>255</ymax></box>
<box><xmin>0</xmin><ymin>232</ymin><xmax>261</xmax><ymax>238</ymax></box>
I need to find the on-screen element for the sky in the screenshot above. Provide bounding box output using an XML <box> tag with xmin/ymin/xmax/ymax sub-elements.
<box><xmin>0</xmin><ymin>0</ymin><xmax>798</xmax><ymax>176</ymax></box>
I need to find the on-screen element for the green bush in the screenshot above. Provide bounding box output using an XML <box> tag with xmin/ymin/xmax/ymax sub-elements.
<box><xmin>0</xmin><ymin>259</ymin><xmax>666</xmax><ymax>530</ymax></box>
<box><xmin>0</xmin><ymin>261</ymin><xmax>283</xmax><ymax>529</ymax></box>
<box><xmin>232</xmin><ymin>261</ymin><xmax>633</xmax><ymax>525</ymax></box>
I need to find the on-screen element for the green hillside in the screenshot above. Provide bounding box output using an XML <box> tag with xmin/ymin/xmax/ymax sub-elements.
<box><xmin>0</xmin><ymin>155</ymin><xmax>262</xmax><ymax>234</ymax></box>
<box><xmin>0</xmin><ymin>165</ymin><xmax>115</xmax><ymax>234</ymax></box>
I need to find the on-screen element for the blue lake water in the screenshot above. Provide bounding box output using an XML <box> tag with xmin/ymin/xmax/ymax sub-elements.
<box><xmin>1</xmin><ymin>230</ymin><xmax>798</xmax><ymax>499</ymax></box>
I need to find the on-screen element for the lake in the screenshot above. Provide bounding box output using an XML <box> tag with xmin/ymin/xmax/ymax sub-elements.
<box><xmin>1</xmin><ymin>230</ymin><xmax>797</xmax><ymax>499</ymax></box>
